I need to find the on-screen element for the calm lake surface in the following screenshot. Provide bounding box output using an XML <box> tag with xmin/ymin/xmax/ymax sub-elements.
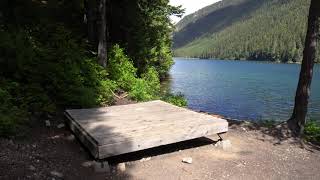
<box><xmin>168</xmin><ymin>58</ymin><xmax>320</xmax><ymax>121</ymax></box>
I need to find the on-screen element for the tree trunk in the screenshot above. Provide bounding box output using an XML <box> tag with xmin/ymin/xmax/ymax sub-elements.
<box><xmin>85</xmin><ymin>0</ymin><xmax>97</xmax><ymax>45</ymax></box>
<box><xmin>97</xmin><ymin>0</ymin><xmax>107</xmax><ymax>67</ymax></box>
<box><xmin>287</xmin><ymin>0</ymin><xmax>320</xmax><ymax>136</ymax></box>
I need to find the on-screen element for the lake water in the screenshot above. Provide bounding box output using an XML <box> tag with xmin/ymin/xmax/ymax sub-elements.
<box><xmin>168</xmin><ymin>58</ymin><xmax>320</xmax><ymax>121</ymax></box>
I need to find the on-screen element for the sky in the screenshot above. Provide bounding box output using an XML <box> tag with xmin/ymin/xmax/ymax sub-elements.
<box><xmin>169</xmin><ymin>0</ymin><xmax>221</xmax><ymax>23</ymax></box>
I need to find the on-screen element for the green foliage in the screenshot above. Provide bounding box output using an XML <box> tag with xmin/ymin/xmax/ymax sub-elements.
<box><xmin>259</xmin><ymin>119</ymin><xmax>277</xmax><ymax>128</ymax></box>
<box><xmin>118</xmin><ymin>0</ymin><xmax>179</xmax><ymax>78</ymax></box>
<box><xmin>304</xmin><ymin>120</ymin><xmax>320</xmax><ymax>144</ymax></box>
<box><xmin>161</xmin><ymin>93</ymin><xmax>188</xmax><ymax>107</ymax></box>
<box><xmin>107</xmin><ymin>45</ymin><xmax>137</xmax><ymax>91</ymax></box>
<box><xmin>129</xmin><ymin>79</ymin><xmax>154</xmax><ymax>101</ymax></box>
<box><xmin>0</xmin><ymin>0</ymin><xmax>182</xmax><ymax>136</ymax></box>
<box><xmin>0</xmin><ymin>27</ymin><xmax>116</xmax><ymax>136</ymax></box>
<box><xmin>107</xmin><ymin>45</ymin><xmax>162</xmax><ymax>102</ymax></box>
<box><xmin>141</xmin><ymin>67</ymin><xmax>161</xmax><ymax>97</ymax></box>
<box><xmin>129</xmin><ymin>68</ymin><xmax>161</xmax><ymax>101</ymax></box>
<box><xmin>0</xmin><ymin>83</ymin><xmax>28</xmax><ymax>137</ymax></box>
<box><xmin>174</xmin><ymin>0</ymin><xmax>320</xmax><ymax>63</ymax></box>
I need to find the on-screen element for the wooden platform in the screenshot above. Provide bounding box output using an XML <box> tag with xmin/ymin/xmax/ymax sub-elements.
<box><xmin>65</xmin><ymin>100</ymin><xmax>228</xmax><ymax>159</ymax></box>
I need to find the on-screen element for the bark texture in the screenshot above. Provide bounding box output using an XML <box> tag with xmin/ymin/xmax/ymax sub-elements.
<box><xmin>288</xmin><ymin>0</ymin><xmax>320</xmax><ymax>136</ymax></box>
<box><xmin>97</xmin><ymin>0</ymin><xmax>107</xmax><ymax>67</ymax></box>
<box><xmin>85</xmin><ymin>0</ymin><xmax>97</xmax><ymax>45</ymax></box>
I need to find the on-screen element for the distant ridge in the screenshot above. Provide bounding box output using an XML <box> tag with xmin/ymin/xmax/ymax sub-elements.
<box><xmin>173</xmin><ymin>0</ymin><xmax>320</xmax><ymax>63</ymax></box>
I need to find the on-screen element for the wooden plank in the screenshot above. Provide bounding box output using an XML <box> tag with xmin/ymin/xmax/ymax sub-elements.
<box><xmin>65</xmin><ymin>100</ymin><xmax>229</xmax><ymax>159</ymax></box>
<box><xmin>64</xmin><ymin>112</ymin><xmax>100</xmax><ymax>158</ymax></box>
<box><xmin>92</xmin><ymin>119</ymin><xmax>225</xmax><ymax>141</ymax></box>
<box><xmin>97</xmin><ymin>121</ymin><xmax>228</xmax><ymax>158</ymax></box>
<box><xmin>95</xmin><ymin>121</ymin><xmax>228</xmax><ymax>146</ymax></box>
<box><xmin>83</xmin><ymin>112</ymin><xmax>225</xmax><ymax>137</ymax></box>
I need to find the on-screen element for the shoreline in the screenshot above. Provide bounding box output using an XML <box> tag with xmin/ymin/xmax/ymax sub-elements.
<box><xmin>173</xmin><ymin>57</ymin><xmax>307</xmax><ymax>64</ymax></box>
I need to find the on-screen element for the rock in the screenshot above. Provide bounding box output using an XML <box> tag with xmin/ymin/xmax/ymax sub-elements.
<box><xmin>66</xmin><ymin>135</ymin><xmax>75</xmax><ymax>141</ymax></box>
<box><xmin>115</xmin><ymin>163</ymin><xmax>126</xmax><ymax>172</ymax></box>
<box><xmin>81</xmin><ymin>161</ymin><xmax>93</xmax><ymax>168</ymax></box>
<box><xmin>93</xmin><ymin>161</ymin><xmax>110</xmax><ymax>173</ymax></box>
<box><xmin>45</xmin><ymin>120</ymin><xmax>51</xmax><ymax>127</ymax></box>
<box><xmin>29</xmin><ymin>165</ymin><xmax>36</xmax><ymax>171</ymax></box>
<box><xmin>57</xmin><ymin>123</ymin><xmax>65</xmax><ymax>129</ymax></box>
<box><xmin>216</xmin><ymin>140</ymin><xmax>232</xmax><ymax>151</ymax></box>
<box><xmin>236</xmin><ymin>163</ymin><xmax>245</xmax><ymax>168</ymax></box>
<box><xmin>182</xmin><ymin>157</ymin><xmax>193</xmax><ymax>164</ymax></box>
<box><xmin>50</xmin><ymin>171</ymin><xmax>63</xmax><ymax>178</ymax></box>
<box><xmin>140</xmin><ymin>157</ymin><xmax>151</xmax><ymax>162</ymax></box>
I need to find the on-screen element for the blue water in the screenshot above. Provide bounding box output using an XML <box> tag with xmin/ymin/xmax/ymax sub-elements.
<box><xmin>169</xmin><ymin>58</ymin><xmax>320</xmax><ymax>121</ymax></box>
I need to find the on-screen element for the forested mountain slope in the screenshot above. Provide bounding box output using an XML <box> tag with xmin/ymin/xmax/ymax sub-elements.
<box><xmin>173</xmin><ymin>0</ymin><xmax>320</xmax><ymax>62</ymax></box>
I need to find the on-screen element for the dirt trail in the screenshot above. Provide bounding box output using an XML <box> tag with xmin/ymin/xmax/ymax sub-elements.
<box><xmin>1</xmin><ymin>118</ymin><xmax>320</xmax><ymax>180</ymax></box>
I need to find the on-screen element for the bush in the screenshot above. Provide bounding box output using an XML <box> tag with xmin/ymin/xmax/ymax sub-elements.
<box><xmin>259</xmin><ymin>119</ymin><xmax>277</xmax><ymax>128</ymax></box>
<box><xmin>107</xmin><ymin>45</ymin><xmax>137</xmax><ymax>91</ymax></box>
<box><xmin>0</xmin><ymin>27</ymin><xmax>117</xmax><ymax>136</ymax></box>
<box><xmin>304</xmin><ymin>120</ymin><xmax>320</xmax><ymax>144</ymax></box>
<box><xmin>0</xmin><ymin>84</ymin><xmax>28</xmax><ymax>137</ymax></box>
<box><xmin>161</xmin><ymin>93</ymin><xmax>187</xmax><ymax>107</ymax></box>
<box><xmin>129</xmin><ymin>67</ymin><xmax>160</xmax><ymax>101</ymax></box>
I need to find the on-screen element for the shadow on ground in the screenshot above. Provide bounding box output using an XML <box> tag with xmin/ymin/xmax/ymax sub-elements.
<box><xmin>105</xmin><ymin>137</ymin><xmax>216</xmax><ymax>164</ymax></box>
<box><xmin>228</xmin><ymin>119</ymin><xmax>320</xmax><ymax>152</ymax></box>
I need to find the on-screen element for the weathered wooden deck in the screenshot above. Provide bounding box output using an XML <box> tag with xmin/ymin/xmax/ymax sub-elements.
<box><xmin>65</xmin><ymin>100</ymin><xmax>228</xmax><ymax>159</ymax></box>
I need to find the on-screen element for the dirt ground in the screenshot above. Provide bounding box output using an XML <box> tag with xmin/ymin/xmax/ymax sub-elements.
<box><xmin>1</xmin><ymin>102</ymin><xmax>320</xmax><ymax>180</ymax></box>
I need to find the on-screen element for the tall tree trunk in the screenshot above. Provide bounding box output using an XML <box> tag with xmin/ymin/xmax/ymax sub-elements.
<box><xmin>97</xmin><ymin>0</ymin><xmax>107</xmax><ymax>67</ymax></box>
<box><xmin>85</xmin><ymin>0</ymin><xmax>97</xmax><ymax>45</ymax></box>
<box><xmin>287</xmin><ymin>0</ymin><xmax>320</xmax><ymax>136</ymax></box>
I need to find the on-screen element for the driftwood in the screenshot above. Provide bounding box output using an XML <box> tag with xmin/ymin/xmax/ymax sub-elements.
<box><xmin>110</xmin><ymin>90</ymin><xmax>128</xmax><ymax>99</ymax></box>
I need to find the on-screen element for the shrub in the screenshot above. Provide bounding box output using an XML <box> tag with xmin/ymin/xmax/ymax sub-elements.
<box><xmin>0</xmin><ymin>84</ymin><xmax>28</xmax><ymax>137</ymax></box>
<box><xmin>304</xmin><ymin>120</ymin><xmax>320</xmax><ymax>144</ymax></box>
<box><xmin>259</xmin><ymin>119</ymin><xmax>277</xmax><ymax>128</ymax></box>
<box><xmin>0</xmin><ymin>27</ymin><xmax>117</xmax><ymax>136</ymax></box>
<box><xmin>129</xmin><ymin>67</ymin><xmax>160</xmax><ymax>101</ymax></box>
<box><xmin>107</xmin><ymin>45</ymin><xmax>137</xmax><ymax>91</ymax></box>
<box><xmin>129</xmin><ymin>79</ymin><xmax>153</xmax><ymax>101</ymax></box>
<box><xmin>161</xmin><ymin>93</ymin><xmax>188</xmax><ymax>107</ymax></box>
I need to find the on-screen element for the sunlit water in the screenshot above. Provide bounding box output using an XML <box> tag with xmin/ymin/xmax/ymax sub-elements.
<box><xmin>168</xmin><ymin>58</ymin><xmax>320</xmax><ymax>121</ymax></box>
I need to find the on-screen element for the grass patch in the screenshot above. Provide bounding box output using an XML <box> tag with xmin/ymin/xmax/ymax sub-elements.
<box><xmin>161</xmin><ymin>93</ymin><xmax>187</xmax><ymax>107</ymax></box>
<box><xmin>304</xmin><ymin>120</ymin><xmax>320</xmax><ymax>145</ymax></box>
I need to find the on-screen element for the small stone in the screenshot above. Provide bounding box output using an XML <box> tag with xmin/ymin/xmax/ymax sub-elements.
<box><xmin>66</xmin><ymin>135</ymin><xmax>75</xmax><ymax>141</ymax></box>
<box><xmin>182</xmin><ymin>157</ymin><xmax>193</xmax><ymax>164</ymax></box>
<box><xmin>93</xmin><ymin>161</ymin><xmax>110</xmax><ymax>173</ymax></box>
<box><xmin>221</xmin><ymin>140</ymin><xmax>232</xmax><ymax>150</ymax></box>
<box><xmin>57</xmin><ymin>123</ymin><xmax>65</xmax><ymax>129</ymax></box>
<box><xmin>140</xmin><ymin>157</ymin><xmax>151</xmax><ymax>162</ymax></box>
<box><xmin>115</xmin><ymin>163</ymin><xmax>126</xmax><ymax>172</ymax></box>
<box><xmin>215</xmin><ymin>140</ymin><xmax>232</xmax><ymax>150</ymax></box>
<box><xmin>8</xmin><ymin>140</ymin><xmax>14</xmax><ymax>145</ymax></box>
<box><xmin>29</xmin><ymin>165</ymin><xmax>36</xmax><ymax>171</ymax></box>
<box><xmin>45</xmin><ymin>120</ymin><xmax>51</xmax><ymax>127</ymax></box>
<box><xmin>50</xmin><ymin>171</ymin><xmax>63</xmax><ymax>178</ymax></box>
<box><xmin>81</xmin><ymin>161</ymin><xmax>93</xmax><ymax>168</ymax></box>
<box><xmin>241</xmin><ymin>127</ymin><xmax>247</xmax><ymax>131</ymax></box>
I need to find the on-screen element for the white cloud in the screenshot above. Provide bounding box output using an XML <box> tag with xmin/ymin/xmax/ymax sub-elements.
<box><xmin>170</xmin><ymin>0</ymin><xmax>222</xmax><ymax>23</ymax></box>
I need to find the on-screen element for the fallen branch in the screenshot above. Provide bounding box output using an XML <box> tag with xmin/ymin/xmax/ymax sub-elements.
<box><xmin>110</xmin><ymin>90</ymin><xmax>128</xmax><ymax>99</ymax></box>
